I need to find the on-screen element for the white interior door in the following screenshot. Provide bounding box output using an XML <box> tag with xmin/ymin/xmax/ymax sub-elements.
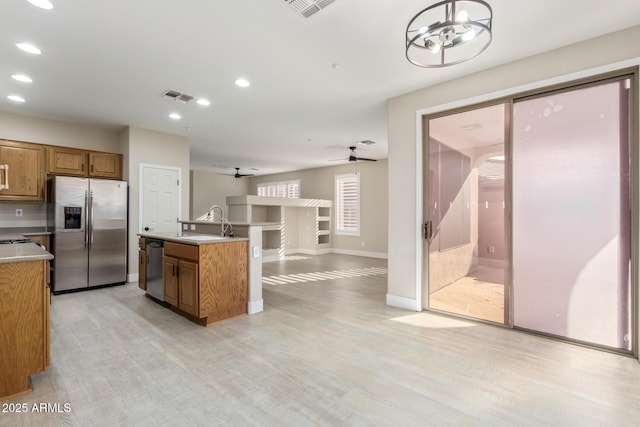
<box><xmin>140</xmin><ymin>164</ymin><xmax>181</xmax><ymax>233</ymax></box>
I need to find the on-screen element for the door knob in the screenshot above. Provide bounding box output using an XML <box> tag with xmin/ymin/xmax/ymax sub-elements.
<box><xmin>144</xmin><ymin>227</ymin><xmax>149</xmax><ymax>231</ymax></box>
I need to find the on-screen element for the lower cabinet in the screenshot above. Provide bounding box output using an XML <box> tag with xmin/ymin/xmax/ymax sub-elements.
<box><xmin>162</xmin><ymin>240</ymin><xmax>247</xmax><ymax>325</ymax></box>
<box><xmin>163</xmin><ymin>255</ymin><xmax>179</xmax><ymax>306</ymax></box>
<box><xmin>138</xmin><ymin>237</ymin><xmax>146</xmax><ymax>291</ymax></box>
<box><xmin>0</xmin><ymin>260</ymin><xmax>50</xmax><ymax>399</ymax></box>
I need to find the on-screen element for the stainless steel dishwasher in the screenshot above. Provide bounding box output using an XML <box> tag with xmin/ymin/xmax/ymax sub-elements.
<box><xmin>145</xmin><ymin>239</ymin><xmax>164</xmax><ymax>301</ymax></box>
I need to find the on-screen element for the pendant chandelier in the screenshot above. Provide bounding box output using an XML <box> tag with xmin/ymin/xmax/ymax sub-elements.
<box><xmin>406</xmin><ymin>0</ymin><xmax>493</xmax><ymax>68</ymax></box>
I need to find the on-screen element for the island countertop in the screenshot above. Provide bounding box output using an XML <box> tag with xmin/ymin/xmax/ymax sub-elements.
<box><xmin>0</xmin><ymin>242</ymin><xmax>54</xmax><ymax>264</ymax></box>
<box><xmin>137</xmin><ymin>231</ymin><xmax>248</xmax><ymax>245</ymax></box>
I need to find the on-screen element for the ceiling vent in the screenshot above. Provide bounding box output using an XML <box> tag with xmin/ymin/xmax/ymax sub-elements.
<box><xmin>284</xmin><ymin>0</ymin><xmax>335</xmax><ymax>18</ymax></box>
<box><xmin>161</xmin><ymin>89</ymin><xmax>194</xmax><ymax>104</ymax></box>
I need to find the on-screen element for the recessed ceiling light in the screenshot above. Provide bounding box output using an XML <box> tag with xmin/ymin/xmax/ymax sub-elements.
<box><xmin>11</xmin><ymin>74</ymin><xmax>33</xmax><ymax>83</ymax></box>
<box><xmin>235</xmin><ymin>78</ymin><xmax>250</xmax><ymax>88</ymax></box>
<box><xmin>196</xmin><ymin>98</ymin><xmax>210</xmax><ymax>106</ymax></box>
<box><xmin>28</xmin><ymin>0</ymin><xmax>54</xmax><ymax>10</ymax></box>
<box><xmin>16</xmin><ymin>43</ymin><xmax>41</xmax><ymax>55</ymax></box>
<box><xmin>8</xmin><ymin>95</ymin><xmax>26</xmax><ymax>103</ymax></box>
<box><xmin>169</xmin><ymin>113</ymin><xmax>181</xmax><ymax>120</ymax></box>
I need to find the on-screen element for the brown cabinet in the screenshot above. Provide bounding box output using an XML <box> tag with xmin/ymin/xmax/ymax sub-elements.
<box><xmin>159</xmin><ymin>239</ymin><xmax>247</xmax><ymax>325</ymax></box>
<box><xmin>47</xmin><ymin>146</ymin><xmax>123</xmax><ymax>180</ymax></box>
<box><xmin>89</xmin><ymin>151</ymin><xmax>122</xmax><ymax>179</ymax></box>
<box><xmin>0</xmin><ymin>260</ymin><xmax>50</xmax><ymax>399</ymax></box>
<box><xmin>47</xmin><ymin>146</ymin><xmax>87</xmax><ymax>176</ymax></box>
<box><xmin>177</xmin><ymin>260</ymin><xmax>198</xmax><ymax>316</ymax></box>
<box><xmin>164</xmin><ymin>242</ymin><xmax>199</xmax><ymax>315</ymax></box>
<box><xmin>163</xmin><ymin>255</ymin><xmax>179</xmax><ymax>306</ymax></box>
<box><xmin>138</xmin><ymin>237</ymin><xmax>146</xmax><ymax>291</ymax></box>
<box><xmin>0</xmin><ymin>139</ymin><xmax>46</xmax><ymax>202</ymax></box>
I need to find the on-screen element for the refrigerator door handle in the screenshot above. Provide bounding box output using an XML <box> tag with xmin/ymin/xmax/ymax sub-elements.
<box><xmin>84</xmin><ymin>190</ymin><xmax>89</xmax><ymax>249</ymax></box>
<box><xmin>88</xmin><ymin>190</ymin><xmax>94</xmax><ymax>250</ymax></box>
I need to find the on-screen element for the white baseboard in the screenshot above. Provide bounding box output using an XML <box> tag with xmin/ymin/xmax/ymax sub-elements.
<box><xmin>331</xmin><ymin>248</ymin><xmax>388</xmax><ymax>259</ymax></box>
<box><xmin>127</xmin><ymin>273</ymin><xmax>139</xmax><ymax>283</ymax></box>
<box><xmin>386</xmin><ymin>293</ymin><xmax>421</xmax><ymax>312</ymax></box>
<box><xmin>248</xmin><ymin>299</ymin><xmax>264</xmax><ymax>314</ymax></box>
<box><xmin>262</xmin><ymin>247</ymin><xmax>388</xmax><ymax>262</ymax></box>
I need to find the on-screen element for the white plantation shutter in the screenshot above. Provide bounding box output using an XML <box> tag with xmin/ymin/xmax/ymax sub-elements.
<box><xmin>335</xmin><ymin>173</ymin><xmax>359</xmax><ymax>235</ymax></box>
<box><xmin>257</xmin><ymin>180</ymin><xmax>300</xmax><ymax>198</ymax></box>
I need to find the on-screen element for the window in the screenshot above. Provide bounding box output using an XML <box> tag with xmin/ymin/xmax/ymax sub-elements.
<box><xmin>257</xmin><ymin>180</ymin><xmax>300</xmax><ymax>198</ymax></box>
<box><xmin>335</xmin><ymin>173</ymin><xmax>359</xmax><ymax>235</ymax></box>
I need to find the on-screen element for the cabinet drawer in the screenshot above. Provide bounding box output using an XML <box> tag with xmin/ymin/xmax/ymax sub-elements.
<box><xmin>164</xmin><ymin>241</ymin><xmax>199</xmax><ymax>261</ymax></box>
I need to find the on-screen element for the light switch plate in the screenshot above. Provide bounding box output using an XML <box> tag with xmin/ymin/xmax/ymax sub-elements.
<box><xmin>15</xmin><ymin>208</ymin><xmax>23</xmax><ymax>217</ymax></box>
<box><xmin>252</xmin><ymin>246</ymin><xmax>260</xmax><ymax>258</ymax></box>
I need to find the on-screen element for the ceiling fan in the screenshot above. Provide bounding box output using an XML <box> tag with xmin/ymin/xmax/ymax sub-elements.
<box><xmin>222</xmin><ymin>167</ymin><xmax>255</xmax><ymax>178</ymax></box>
<box><xmin>331</xmin><ymin>146</ymin><xmax>377</xmax><ymax>162</ymax></box>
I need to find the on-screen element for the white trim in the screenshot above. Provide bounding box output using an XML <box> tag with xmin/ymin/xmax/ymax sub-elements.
<box><xmin>138</xmin><ymin>163</ymin><xmax>182</xmax><ymax>233</ymax></box>
<box><xmin>331</xmin><ymin>248</ymin><xmax>388</xmax><ymax>259</ymax></box>
<box><xmin>334</xmin><ymin>172</ymin><xmax>360</xmax><ymax>236</ymax></box>
<box><xmin>248</xmin><ymin>299</ymin><xmax>264</xmax><ymax>314</ymax></box>
<box><xmin>415</xmin><ymin>109</ymin><xmax>424</xmax><ymax>311</ymax></box>
<box><xmin>386</xmin><ymin>293</ymin><xmax>421</xmax><ymax>312</ymax></box>
<box><xmin>127</xmin><ymin>273</ymin><xmax>139</xmax><ymax>283</ymax></box>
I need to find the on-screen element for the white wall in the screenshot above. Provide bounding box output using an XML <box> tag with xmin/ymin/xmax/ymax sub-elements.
<box><xmin>190</xmin><ymin>170</ymin><xmax>249</xmax><ymax>220</ymax></box>
<box><xmin>386</xmin><ymin>25</ymin><xmax>640</xmax><ymax>312</ymax></box>
<box><xmin>124</xmin><ymin>126</ymin><xmax>190</xmax><ymax>277</ymax></box>
<box><xmin>248</xmin><ymin>160</ymin><xmax>388</xmax><ymax>257</ymax></box>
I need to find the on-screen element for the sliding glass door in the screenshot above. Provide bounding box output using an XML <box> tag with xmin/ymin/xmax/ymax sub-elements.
<box><xmin>425</xmin><ymin>73</ymin><xmax>635</xmax><ymax>353</ymax></box>
<box><xmin>512</xmin><ymin>77</ymin><xmax>632</xmax><ymax>351</ymax></box>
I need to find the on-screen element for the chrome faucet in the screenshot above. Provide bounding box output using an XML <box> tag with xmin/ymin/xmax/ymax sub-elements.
<box><xmin>206</xmin><ymin>205</ymin><xmax>233</xmax><ymax>237</ymax></box>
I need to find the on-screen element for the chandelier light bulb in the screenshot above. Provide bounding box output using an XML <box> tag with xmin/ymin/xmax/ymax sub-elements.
<box><xmin>456</xmin><ymin>10</ymin><xmax>469</xmax><ymax>22</ymax></box>
<box><xmin>462</xmin><ymin>29</ymin><xmax>476</xmax><ymax>41</ymax></box>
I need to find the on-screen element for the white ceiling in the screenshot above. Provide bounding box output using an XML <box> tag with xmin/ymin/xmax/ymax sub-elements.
<box><xmin>2</xmin><ymin>0</ymin><xmax>640</xmax><ymax>175</ymax></box>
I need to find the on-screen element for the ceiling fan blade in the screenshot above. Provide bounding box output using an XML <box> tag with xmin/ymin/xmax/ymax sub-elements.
<box><xmin>354</xmin><ymin>156</ymin><xmax>377</xmax><ymax>162</ymax></box>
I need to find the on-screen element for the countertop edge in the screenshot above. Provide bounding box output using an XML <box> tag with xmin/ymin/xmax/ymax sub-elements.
<box><xmin>0</xmin><ymin>243</ymin><xmax>54</xmax><ymax>264</ymax></box>
<box><xmin>137</xmin><ymin>232</ymin><xmax>248</xmax><ymax>245</ymax></box>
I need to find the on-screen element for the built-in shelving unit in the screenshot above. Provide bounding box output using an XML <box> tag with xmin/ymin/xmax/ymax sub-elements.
<box><xmin>226</xmin><ymin>195</ymin><xmax>332</xmax><ymax>261</ymax></box>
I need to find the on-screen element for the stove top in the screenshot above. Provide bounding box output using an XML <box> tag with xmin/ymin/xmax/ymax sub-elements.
<box><xmin>0</xmin><ymin>238</ymin><xmax>34</xmax><ymax>244</ymax></box>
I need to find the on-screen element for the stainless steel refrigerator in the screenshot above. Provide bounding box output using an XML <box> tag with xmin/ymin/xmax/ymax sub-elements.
<box><xmin>49</xmin><ymin>176</ymin><xmax>127</xmax><ymax>293</ymax></box>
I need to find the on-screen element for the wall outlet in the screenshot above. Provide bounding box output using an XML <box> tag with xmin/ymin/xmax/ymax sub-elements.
<box><xmin>488</xmin><ymin>245</ymin><xmax>495</xmax><ymax>254</ymax></box>
<box><xmin>15</xmin><ymin>209</ymin><xmax>23</xmax><ymax>217</ymax></box>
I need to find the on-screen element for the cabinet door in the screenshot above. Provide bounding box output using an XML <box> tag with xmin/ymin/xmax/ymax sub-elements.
<box><xmin>138</xmin><ymin>249</ymin><xmax>147</xmax><ymax>290</ymax></box>
<box><xmin>178</xmin><ymin>260</ymin><xmax>198</xmax><ymax>317</ymax></box>
<box><xmin>47</xmin><ymin>146</ymin><xmax>87</xmax><ymax>176</ymax></box>
<box><xmin>0</xmin><ymin>140</ymin><xmax>45</xmax><ymax>201</ymax></box>
<box><xmin>163</xmin><ymin>256</ymin><xmax>179</xmax><ymax>306</ymax></box>
<box><xmin>89</xmin><ymin>152</ymin><xmax>122</xmax><ymax>179</ymax></box>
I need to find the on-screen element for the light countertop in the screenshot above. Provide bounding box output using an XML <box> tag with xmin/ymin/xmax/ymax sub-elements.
<box><xmin>137</xmin><ymin>231</ymin><xmax>248</xmax><ymax>245</ymax></box>
<box><xmin>0</xmin><ymin>243</ymin><xmax>53</xmax><ymax>264</ymax></box>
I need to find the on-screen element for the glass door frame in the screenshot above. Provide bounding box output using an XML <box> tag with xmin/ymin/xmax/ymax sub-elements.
<box><xmin>422</xmin><ymin>68</ymin><xmax>639</xmax><ymax>356</ymax></box>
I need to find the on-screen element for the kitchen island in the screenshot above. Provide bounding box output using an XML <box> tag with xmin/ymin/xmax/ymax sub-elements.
<box><xmin>137</xmin><ymin>232</ymin><xmax>248</xmax><ymax>325</ymax></box>
<box><xmin>0</xmin><ymin>241</ymin><xmax>53</xmax><ymax>400</ymax></box>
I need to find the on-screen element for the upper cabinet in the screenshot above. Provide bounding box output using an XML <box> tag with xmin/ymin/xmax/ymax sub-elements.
<box><xmin>47</xmin><ymin>146</ymin><xmax>87</xmax><ymax>176</ymax></box>
<box><xmin>88</xmin><ymin>151</ymin><xmax>122</xmax><ymax>179</ymax></box>
<box><xmin>0</xmin><ymin>139</ymin><xmax>46</xmax><ymax>202</ymax></box>
<box><xmin>47</xmin><ymin>146</ymin><xmax>123</xmax><ymax>180</ymax></box>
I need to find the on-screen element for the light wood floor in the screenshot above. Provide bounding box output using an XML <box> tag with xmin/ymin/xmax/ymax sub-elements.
<box><xmin>2</xmin><ymin>253</ymin><xmax>639</xmax><ymax>426</ymax></box>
